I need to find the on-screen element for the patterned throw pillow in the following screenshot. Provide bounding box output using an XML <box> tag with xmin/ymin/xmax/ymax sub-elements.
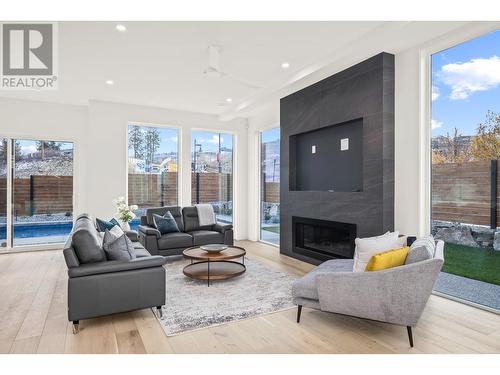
<box><xmin>153</xmin><ymin>211</ymin><xmax>180</xmax><ymax>235</ymax></box>
<box><xmin>102</xmin><ymin>230</ymin><xmax>136</xmax><ymax>261</ymax></box>
<box><xmin>96</xmin><ymin>217</ymin><xmax>120</xmax><ymax>232</ymax></box>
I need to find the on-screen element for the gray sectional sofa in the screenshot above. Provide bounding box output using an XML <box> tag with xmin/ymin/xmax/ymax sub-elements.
<box><xmin>137</xmin><ymin>206</ymin><xmax>234</xmax><ymax>256</ymax></box>
<box><xmin>63</xmin><ymin>214</ymin><xmax>167</xmax><ymax>333</ymax></box>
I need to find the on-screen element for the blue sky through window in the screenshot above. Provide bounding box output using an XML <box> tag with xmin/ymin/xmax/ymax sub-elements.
<box><xmin>431</xmin><ymin>29</ymin><xmax>500</xmax><ymax>137</ymax></box>
<box><xmin>261</xmin><ymin>127</ymin><xmax>280</xmax><ymax>143</ymax></box>
<box><xmin>127</xmin><ymin>125</ymin><xmax>178</xmax><ymax>156</ymax></box>
<box><xmin>17</xmin><ymin>140</ymin><xmax>73</xmax><ymax>155</ymax></box>
<box><xmin>191</xmin><ymin>131</ymin><xmax>233</xmax><ymax>152</ymax></box>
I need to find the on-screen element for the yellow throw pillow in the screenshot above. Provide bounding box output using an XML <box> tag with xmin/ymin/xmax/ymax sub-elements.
<box><xmin>365</xmin><ymin>247</ymin><xmax>409</xmax><ymax>272</ymax></box>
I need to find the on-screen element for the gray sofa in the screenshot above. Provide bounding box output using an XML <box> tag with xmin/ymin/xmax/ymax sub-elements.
<box><xmin>292</xmin><ymin>240</ymin><xmax>444</xmax><ymax>347</ymax></box>
<box><xmin>63</xmin><ymin>214</ymin><xmax>167</xmax><ymax>333</ymax></box>
<box><xmin>137</xmin><ymin>206</ymin><xmax>234</xmax><ymax>256</ymax></box>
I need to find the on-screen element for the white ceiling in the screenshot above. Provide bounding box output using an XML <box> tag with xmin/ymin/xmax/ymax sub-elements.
<box><xmin>0</xmin><ymin>21</ymin><xmax>472</xmax><ymax>118</ymax></box>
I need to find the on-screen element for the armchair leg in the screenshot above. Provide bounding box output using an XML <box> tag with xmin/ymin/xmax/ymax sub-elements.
<box><xmin>156</xmin><ymin>306</ymin><xmax>163</xmax><ymax>319</ymax></box>
<box><xmin>72</xmin><ymin>321</ymin><xmax>79</xmax><ymax>334</ymax></box>
<box><xmin>407</xmin><ymin>326</ymin><xmax>414</xmax><ymax>347</ymax></box>
<box><xmin>296</xmin><ymin>305</ymin><xmax>302</xmax><ymax>323</ymax></box>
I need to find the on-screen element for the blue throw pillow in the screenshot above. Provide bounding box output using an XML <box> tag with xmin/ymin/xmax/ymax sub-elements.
<box><xmin>153</xmin><ymin>211</ymin><xmax>179</xmax><ymax>235</ymax></box>
<box><xmin>96</xmin><ymin>217</ymin><xmax>120</xmax><ymax>232</ymax></box>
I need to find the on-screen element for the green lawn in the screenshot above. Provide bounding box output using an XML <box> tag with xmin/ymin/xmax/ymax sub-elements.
<box><xmin>443</xmin><ymin>243</ymin><xmax>500</xmax><ymax>286</ymax></box>
<box><xmin>262</xmin><ymin>226</ymin><xmax>280</xmax><ymax>234</ymax></box>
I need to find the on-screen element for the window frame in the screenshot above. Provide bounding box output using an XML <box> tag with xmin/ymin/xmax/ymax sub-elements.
<box><xmin>421</xmin><ymin>24</ymin><xmax>500</xmax><ymax>236</ymax></box>
<box><xmin>190</xmin><ymin>129</ymin><xmax>235</xmax><ymax>224</ymax></box>
<box><xmin>0</xmin><ymin>133</ymin><xmax>79</xmax><ymax>253</ymax></box>
<box><xmin>125</xmin><ymin>121</ymin><xmax>182</xmax><ymax>219</ymax></box>
<box><xmin>258</xmin><ymin>125</ymin><xmax>280</xmax><ymax>247</ymax></box>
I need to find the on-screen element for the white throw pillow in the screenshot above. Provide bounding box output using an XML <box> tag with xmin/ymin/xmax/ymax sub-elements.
<box><xmin>353</xmin><ymin>231</ymin><xmax>401</xmax><ymax>272</ymax></box>
<box><xmin>410</xmin><ymin>235</ymin><xmax>435</xmax><ymax>258</ymax></box>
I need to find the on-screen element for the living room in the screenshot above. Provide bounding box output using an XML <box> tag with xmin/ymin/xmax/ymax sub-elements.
<box><xmin>1</xmin><ymin>0</ymin><xmax>500</xmax><ymax>372</ymax></box>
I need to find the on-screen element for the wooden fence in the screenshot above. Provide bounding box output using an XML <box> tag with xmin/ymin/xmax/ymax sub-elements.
<box><xmin>128</xmin><ymin>172</ymin><xmax>233</xmax><ymax>208</ymax></box>
<box><xmin>3</xmin><ymin>162</ymin><xmax>497</xmax><ymax>227</ymax></box>
<box><xmin>128</xmin><ymin>173</ymin><xmax>178</xmax><ymax>208</ymax></box>
<box><xmin>262</xmin><ymin>182</ymin><xmax>280</xmax><ymax>203</ymax></box>
<box><xmin>0</xmin><ymin>176</ymin><xmax>73</xmax><ymax>216</ymax></box>
<box><xmin>432</xmin><ymin>160</ymin><xmax>499</xmax><ymax>227</ymax></box>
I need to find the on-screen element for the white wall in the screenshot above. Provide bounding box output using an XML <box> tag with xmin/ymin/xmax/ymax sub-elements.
<box><xmin>0</xmin><ymin>97</ymin><xmax>249</xmax><ymax>242</ymax></box>
<box><xmin>86</xmin><ymin>100</ymin><xmax>248</xmax><ymax>239</ymax></box>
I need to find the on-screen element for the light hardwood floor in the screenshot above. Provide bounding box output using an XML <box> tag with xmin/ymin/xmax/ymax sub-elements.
<box><xmin>1</xmin><ymin>240</ymin><xmax>499</xmax><ymax>354</ymax></box>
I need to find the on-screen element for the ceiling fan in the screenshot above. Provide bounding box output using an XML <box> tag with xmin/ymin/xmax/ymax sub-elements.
<box><xmin>203</xmin><ymin>45</ymin><xmax>262</xmax><ymax>90</ymax></box>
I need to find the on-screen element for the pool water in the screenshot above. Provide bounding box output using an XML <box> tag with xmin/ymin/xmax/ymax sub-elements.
<box><xmin>13</xmin><ymin>222</ymin><xmax>73</xmax><ymax>238</ymax></box>
<box><xmin>1</xmin><ymin>220</ymin><xmax>139</xmax><ymax>244</ymax></box>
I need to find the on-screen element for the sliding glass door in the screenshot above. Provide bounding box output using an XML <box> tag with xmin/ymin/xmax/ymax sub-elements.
<box><xmin>260</xmin><ymin>128</ymin><xmax>280</xmax><ymax>245</ymax></box>
<box><xmin>0</xmin><ymin>137</ymin><xmax>74</xmax><ymax>248</ymax></box>
<box><xmin>191</xmin><ymin>131</ymin><xmax>233</xmax><ymax>223</ymax></box>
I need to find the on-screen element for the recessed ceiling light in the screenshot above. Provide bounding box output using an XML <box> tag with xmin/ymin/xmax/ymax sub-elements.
<box><xmin>116</xmin><ymin>24</ymin><xmax>127</xmax><ymax>32</ymax></box>
<box><xmin>281</xmin><ymin>62</ymin><xmax>290</xmax><ymax>69</ymax></box>
<box><xmin>226</xmin><ymin>98</ymin><xmax>233</xmax><ymax>103</ymax></box>
<box><xmin>105</xmin><ymin>80</ymin><xmax>114</xmax><ymax>85</ymax></box>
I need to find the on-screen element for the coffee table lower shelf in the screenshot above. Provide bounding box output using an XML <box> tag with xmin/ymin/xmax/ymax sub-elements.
<box><xmin>183</xmin><ymin>260</ymin><xmax>246</xmax><ymax>286</ymax></box>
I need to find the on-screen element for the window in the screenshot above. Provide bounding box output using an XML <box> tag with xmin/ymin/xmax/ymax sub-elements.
<box><xmin>127</xmin><ymin>124</ymin><xmax>179</xmax><ymax>228</ymax></box>
<box><xmin>0</xmin><ymin>137</ymin><xmax>74</xmax><ymax>248</ymax></box>
<box><xmin>260</xmin><ymin>128</ymin><xmax>280</xmax><ymax>245</ymax></box>
<box><xmin>431</xmin><ymin>30</ymin><xmax>500</xmax><ymax>309</ymax></box>
<box><xmin>191</xmin><ymin>131</ymin><xmax>233</xmax><ymax>223</ymax></box>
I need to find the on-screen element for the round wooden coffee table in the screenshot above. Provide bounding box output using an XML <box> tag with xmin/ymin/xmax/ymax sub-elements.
<box><xmin>183</xmin><ymin>245</ymin><xmax>246</xmax><ymax>286</ymax></box>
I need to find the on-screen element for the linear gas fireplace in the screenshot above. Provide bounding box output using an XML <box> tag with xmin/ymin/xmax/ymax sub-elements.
<box><xmin>292</xmin><ymin>216</ymin><xmax>356</xmax><ymax>262</ymax></box>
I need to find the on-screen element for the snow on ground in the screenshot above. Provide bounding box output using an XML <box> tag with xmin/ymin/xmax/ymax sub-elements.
<box><xmin>0</xmin><ymin>157</ymin><xmax>73</xmax><ymax>178</ymax></box>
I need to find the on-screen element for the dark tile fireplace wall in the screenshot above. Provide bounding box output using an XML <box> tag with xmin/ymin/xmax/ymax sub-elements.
<box><xmin>280</xmin><ymin>53</ymin><xmax>395</xmax><ymax>265</ymax></box>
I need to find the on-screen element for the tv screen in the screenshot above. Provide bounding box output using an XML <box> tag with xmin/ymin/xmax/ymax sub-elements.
<box><xmin>290</xmin><ymin>118</ymin><xmax>363</xmax><ymax>192</ymax></box>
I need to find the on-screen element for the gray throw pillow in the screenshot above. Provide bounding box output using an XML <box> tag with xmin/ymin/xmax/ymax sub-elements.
<box><xmin>72</xmin><ymin>226</ymin><xmax>106</xmax><ymax>264</ymax></box>
<box><xmin>405</xmin><ymin>246</ymin><xmax>432</xmax><ymax>265</ymax></box>
<box><xmin>103</xmin><ymin>230</ymin><xmax>137</xmax><ymax>261</ymax></box>
<box><xmin>410</xmin><ymin>235</ymin><xmax>435</xmax><ymax>258</ymax></box>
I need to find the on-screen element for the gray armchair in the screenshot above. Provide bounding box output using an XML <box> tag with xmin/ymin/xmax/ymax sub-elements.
<box><xmin>292</xmin><ymin>240</ymin><xmax>444</xmax><ymax>347</ymax></box>
<box><xmin>63</xmin><ymin>215</ymin><xmax>167</xmax><ymax>333</ymax></box>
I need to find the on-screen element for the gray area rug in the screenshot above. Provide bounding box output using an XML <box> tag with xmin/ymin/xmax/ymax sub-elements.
<box><xmin>434</xmin><ymin>272</ymin><xmax>500</xmax><ymax>310</ymax></box>
<box><xmin>157</xmin><ymin>256</ymin><xmax>297</xmax><ymax>336</ymax></box>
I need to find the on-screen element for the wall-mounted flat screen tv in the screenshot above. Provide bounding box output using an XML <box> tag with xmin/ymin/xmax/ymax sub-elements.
<box><xmin>289</xmin><ymin>118</ymin><xmax>363</xmax><ymax>192</ymax></box>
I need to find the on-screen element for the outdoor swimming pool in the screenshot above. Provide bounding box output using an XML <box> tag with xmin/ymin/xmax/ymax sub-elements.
<box><xmin>0</xmin><ymin>221</ymin><xmax>73</xmax><ymax>245</ymax></box>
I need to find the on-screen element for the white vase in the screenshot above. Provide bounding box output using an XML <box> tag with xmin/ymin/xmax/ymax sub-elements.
<box><xmin>121</xmin><ymin>221</ymin><xmax>131</xmax><ymax>231</ymax></box>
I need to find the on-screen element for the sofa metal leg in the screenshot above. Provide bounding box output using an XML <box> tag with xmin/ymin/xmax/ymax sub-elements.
<box><xmin>156</xmin><ymin>306</ymin><xmax>163</xmax><ymax>319</ymax></box>
<box><xmin>296</xmin><ymin>305</ymin><xmax>302</xmax><ymax>323</ymax></box>
<box><xmin>407</xmin><ymin>326</ymin><xmax>414</xmax><ymax>347</ymax></box>
<box><xmin>72</xmin><ymin>321</ymin><xmax>79</xmax><ymax>334</ymax></box>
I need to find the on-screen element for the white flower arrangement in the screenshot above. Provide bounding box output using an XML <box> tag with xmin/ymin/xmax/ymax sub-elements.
<box><xmin>113</xmin><ymin>196</ymin><xmax>138</xmax><ymax>223</ymax></box>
